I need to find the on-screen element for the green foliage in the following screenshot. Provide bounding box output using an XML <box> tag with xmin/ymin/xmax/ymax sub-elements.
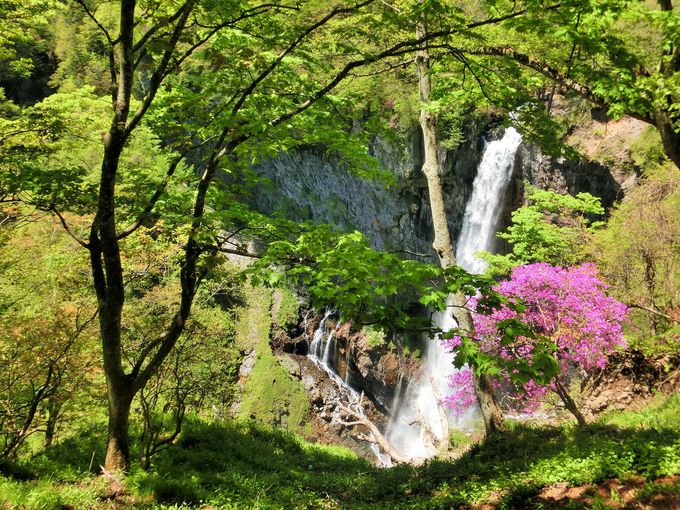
<box><xmin>1</xmin><ymin>395</ymin><xmax>678</xmax><ymax>508</ymax></box>
<box><xmin>481</xmin><ymin>187</ymin><xmax>605</xmax><ymax>275</ymax></box>
<box><xmin>0</xmin><ymin>201</ymin><xmax>242</xmax><ymax>460</ymax></box>
<box><xmin>250</xmin><ymin>223</ymin><xmax>505</xmax><ymax>332</ymax></box>
<box><xmin>592</xmin><ymin>163</ymin><xmax>680</xmax><ymax>352</ymax></box>
<box><xmin>630</xmin><ymin>126</ymin><xmax>667</xmax><ymax>169</ymax></box>
<box><xmin>0</xmin><ymin>87</ymin><xmax>189</xmax><ymax>227</ymax></box>
<box><xmin>363</xmin><ymin>326</ymin><xmax>388</xmax><ymax>349</ymax></box>
<box><xmin>0</xmin><ymin>212</ymin><xmax>98</xmax><ymax>458</ymax></box>
<box><xmin>49</xmin><ymin>5</ymin><xmax>117</xmax><ymax>94</ymax></box>
<box><xmin>0</xmin><ymin>0</ymin><xmax>55</xmax><ymax>103</ymax></box>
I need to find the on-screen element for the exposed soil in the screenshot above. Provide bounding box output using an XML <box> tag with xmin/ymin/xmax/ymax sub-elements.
<box><xmin>567</xmin><ymin>114</ymin><xmax>646</xmax><ymax>167</ymax></box>
<box><xmin>584</xmin><ymin>350</ymin><xmax>680</xmax><ymax>418</ymax></box>
<box><xmin>536</xmin><ymin>475</ymin><xmax>680</xmax><ymax>510</ymax></box>
<box><xmin>467</xmin><ymin>476</ymin><xmax>680</xmax><ymax>510</ymax></box>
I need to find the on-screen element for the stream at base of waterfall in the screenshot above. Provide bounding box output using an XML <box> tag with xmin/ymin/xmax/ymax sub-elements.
<box><xmin>306</xmin><ymin>127</ymin><xmax>523</xmax><ymax>464</ymax></box>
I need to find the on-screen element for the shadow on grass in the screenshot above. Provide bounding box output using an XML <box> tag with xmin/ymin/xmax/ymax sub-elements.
<box><xmin>129</xmin><ymin>419</ymin><xmax>379</xmax><ymax>508</ymax></box>
<box><xmin>6</xmin><ymin>410</ymin><xmax>678</xmax><ymax>509</ymax></box>
<box><xmin>391</xmin><ymin>422</ymin><xmax>679</xmax><ymax>509</ymax></box>
<box><xmin>131</xmin><ymin>419</ymin><xmax>679</xmax><ymax>509</ymax></box>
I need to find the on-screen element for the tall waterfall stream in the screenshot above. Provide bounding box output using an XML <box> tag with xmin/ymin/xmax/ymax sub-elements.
<box><xmin>306</xmin><ymin>128</ymin><xmax>523</xmax><ymax>464</ymax></box>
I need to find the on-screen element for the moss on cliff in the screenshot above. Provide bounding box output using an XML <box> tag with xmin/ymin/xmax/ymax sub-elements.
<box><xmin>234</xmin><ymin>287</ymin><xmax>311</xmax><ymax>434</ymax></box>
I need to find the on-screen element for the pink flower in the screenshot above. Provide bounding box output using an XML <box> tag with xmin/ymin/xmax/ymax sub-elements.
<box><xmin>444</xmin><ymin>263</ymin><xmax>628</xmax><ymax>414</ymax></box>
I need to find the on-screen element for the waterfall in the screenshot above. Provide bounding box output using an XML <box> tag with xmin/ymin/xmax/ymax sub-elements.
<box><xmin>456</xmin><ymin>127</ymin><xmax>523</xmax><ymax>273</ymax></box>
<box><xmin>306</xmin><ymin>309</ymin><xmax>392</xmax><ymax>467</ymax></box>
<box><xmin>309</xmin><ymin>309</ymin><xmax>335</xmax><ymax>360</ymax></box>
<box><xmin>385</xmin><ymin>127</ymin><xmax>522</xmax><ymax>459</ymax></box>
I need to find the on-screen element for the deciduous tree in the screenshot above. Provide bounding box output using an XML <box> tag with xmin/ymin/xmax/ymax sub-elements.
<box><xmin>445</xmin><ymin>263</ymin><xmax>628</xmax><ymax>426</ymax></box>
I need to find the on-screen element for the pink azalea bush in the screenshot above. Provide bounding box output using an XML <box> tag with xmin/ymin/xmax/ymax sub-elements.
<box><xmin>443</xmin><ymin>263</ymin><xmax>628</xmax><ymax>415</ymax></box>
<box><xmin>445</xmin><ymin>369</ymin><xmax>477</xmax><ymax>416</ymax></box>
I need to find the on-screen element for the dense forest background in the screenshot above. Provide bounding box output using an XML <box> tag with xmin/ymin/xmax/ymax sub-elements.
<box><xmin>0</xmin><ymin>0</ymin><xmax>678</xmax><ymax>508</ymax></box>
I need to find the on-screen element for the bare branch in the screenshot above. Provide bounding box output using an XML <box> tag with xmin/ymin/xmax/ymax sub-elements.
<box><xmin>73</xmin><ymin>0</ymin><xmax>115</xmax><ymax>46</ymax></box>
<box><xmin>49</xmin><ymin>205</ymin><xmax>90</xmax><ymax>249</ymax></box>
<box><xmin>628</xmin><ymin>303</ymin><xmax>675</xmax><ymax>322</ymax></box>
<box><xmin>133</xmin><ymin>0</ymin><xmax>193</xmax><ymax>53</ymax></box>
<box><xmin>211</xmin><ymin>246</ymin><xmax>261</xmax><ymax>259</ymax></box>
<box><xmin>350</xmin><ymin>58</ymin><xmax>415</xmax><ymax>78</ymax></box>
<box><xmin>386</xmin><ymin>248</ymin><xmax>433</xmax><ymax>258</ymax></box>
<box><xmin>337</xmin><ymin>401</ymin><xmax>418</xmax><ymax>464</ymax></box>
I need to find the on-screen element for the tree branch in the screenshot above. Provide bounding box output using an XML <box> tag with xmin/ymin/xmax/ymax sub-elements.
<box><xmin>125</xmin><ymin>0</ymin><xmax>195</xmax><ymax>135</ymax></box>
<box><xmin>269</xmin><ymin>4</ymin><xmax>566</xmax><ymax>128</ymax></box>
<box><xmin>132</xmin><ymin>0</ymin><xmax>193</xmax><ymax>53</ymax></box>
<box><xmin>160</xmin><ymin>2</ymin><xmax>299</xmax><ymax>80</ymax></box>
<box><xmin>463</xmin><ymin>46</ymin><xmax>656</xmax><ymax>125</ymax></box>
<box><xmin>628</xmin><ymin>303</ymin><xmax>675</xmax><ymax>322</ymax></box>
<box><xmin>230</xmin><ymin>0</ymin><xmax>375</xmax><ymax>116</ymax></box>
<box><xmin>73</xmin><ymin>0</ymin><xmax>115</xmax><ymax>46</ymax></box>
<box><xmin>49</xmin><ymin>205</ymin><xmax>90</xmax><ymax>249</ymax></box>
<box><xmin>117</xmin><ymin>154</ymin><xmax>185</xmax><ymax>240</ymax></box>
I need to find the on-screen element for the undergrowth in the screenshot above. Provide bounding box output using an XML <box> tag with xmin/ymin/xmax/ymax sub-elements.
<box><xmin>0</xmin><ymin>395</ymin><xmax>677</xmax><ymax>509</ymax></box>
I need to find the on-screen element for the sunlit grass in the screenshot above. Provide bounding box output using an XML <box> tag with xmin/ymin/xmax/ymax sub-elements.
<box><xmin>1</xmin><ymin>395</ymin><xmax>678</xmax><ymax>509</ymax></box>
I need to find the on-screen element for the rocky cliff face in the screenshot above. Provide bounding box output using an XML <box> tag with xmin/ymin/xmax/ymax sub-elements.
<box><xmin>249</xmin><ymin>119</ymin><xmax>635</xmax><ymax>257</ymax></box>
<box><xmin>249</xmin><ymin>121</ymin><xmax>489</xmax><ymax>258</ymax></box>
<box><xmin>514</xmin><ymin>145</ymin><xmax>629</xmax><ymax>210</ymax></box>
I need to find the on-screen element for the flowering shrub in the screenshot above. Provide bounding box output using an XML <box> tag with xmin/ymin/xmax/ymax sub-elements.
<box><xmin>445</xmin><ymin>369</ymin><xmax>477</xmax><ymax>416</ymax></box>
<box><xmin>444</xmin><ymin>263</ymin><xmax>628</xmax><ymax>418</ymax></box>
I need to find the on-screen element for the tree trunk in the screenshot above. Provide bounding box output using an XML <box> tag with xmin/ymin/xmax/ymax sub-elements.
<box><xmin>554</xmin><ymin>379</ymin><xmax>587</xmax><ymax>427</ymax></box>
<box><xmin>43</xmin><ymin>398</ymin><xmax>61</xmax><ymax>449</ymax></box>
<box><xmin>416</xmin><ymin>14</ymin><xmax>505</xmax><ymax>437</ymax></box>
<box><xmin>654</xmin><ymin>0</ymin><xmax>679</xmax><ymax>169</ymax></box>
<box><xmin>472</xmin><ymin>371</ymin><xmax>506</xmax><ymax>434</ymax></box>
<box><xmin>655</xmin><ymin>109</ymin><xmax>680</xmax><ymax>170</ymax></box>
<box><xmin>104</xmin><ymin>387</ymin><xmax>134</xmax><ymax>471</ymax></box>
<box><xmin>452</xmin><ymin>294</ymin><xmax>505</xmax><ymax>434</ymax></box>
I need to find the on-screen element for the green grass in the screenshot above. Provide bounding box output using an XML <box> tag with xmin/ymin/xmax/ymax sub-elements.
<box><xmin>1</xmin><ymin>395</ymin><xmax>678</xmax><ymax>509</ymax></box>
<box><xmin>271</xmin><ymin>287</ymin><xmax>300</xmax><ymax>331</ymax></box>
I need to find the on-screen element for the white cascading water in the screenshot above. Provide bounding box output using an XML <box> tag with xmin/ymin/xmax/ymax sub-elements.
<box><xmin>309</xmin><ymin>309</ymin><xmax>335</xmax><ymax>360</ymax></box>
<box><xmin>385</xmin><ymin>127</ymin><xmax>523</xmax><ymax>460</ymax></box>
<box><xmin>456</xmin><ymin>127</ymin><xmax>523</xmax><ymax>273</ymax></box>
<box><xmin>307</xmin><ymin>309</ymin><xmax>392</xmax><ymax>467</ymax></box>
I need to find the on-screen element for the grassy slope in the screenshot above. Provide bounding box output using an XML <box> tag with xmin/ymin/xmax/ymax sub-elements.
<box><xmin>1</xmin><ymin>395</ymin><xmax>678</xmax><ymax>509</ymax></box>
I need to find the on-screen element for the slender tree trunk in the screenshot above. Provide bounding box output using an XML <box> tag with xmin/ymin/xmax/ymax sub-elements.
<box><xmin>654</xmin><ymin>110</ymin><xmax>680</xmax><ymax>170</ymax></box>
<box><xmin>89</xmin><ymin>0</ymin><xmax>137</xmax><ymax>472</ymax></box>
<box><xmin>554</xmin><ymin>379</ymin><xmax>587</xmax><ymax>427</ymax></box>
<box><xmin>655</xmin><ymin>0</ymin><xmax>680</xmax><ymax>169</ymax></box>
<box><xmin>416</xmin><ymin>13</ymin><xmax>505</xmax><ymax>436</ymax></box>
<box><xmin>472</xmin><ymin>366</ymin><xmax>506</xmax><ymax>433</ymax></box>
<box><xmin>452</xmin><ymin>293</ymin><xmax>505</xmax><ymax>434</ymax></box>
<box><xmin>93</xmin><ymin>134</ymin><xmax>131</xmax><ymax>471</ymax></box>
<box><xmin>43</xmin><ymin>398</ymin><xmax>61</xmax><ymax>449</ymax></box>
